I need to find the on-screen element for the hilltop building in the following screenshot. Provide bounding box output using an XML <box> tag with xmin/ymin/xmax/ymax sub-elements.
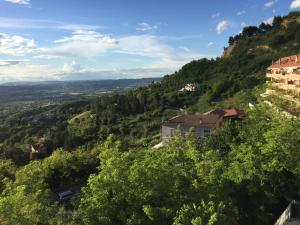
<box><xmin>267</xmin><ymin>54</ymin><xmax>300</xmax><ymax>97</ymax></box>
<box><xmin>179</xmin><ymin>83</ymin><xmax>201</xmax><ymax>92</ymax></box>
<box><xmin>29</xmin><ymin>135</ymin><xmax>51</xmax><ymax>160</ymax></box>
<box><xmin>161</xmin><ymin>108</ymin><xmax>245</xmax><ymax>142</ymax></box>
<box><xmin>265</xmin><ymin>54</ymin><xmax>300</xmax><ymax>115</ymax></box>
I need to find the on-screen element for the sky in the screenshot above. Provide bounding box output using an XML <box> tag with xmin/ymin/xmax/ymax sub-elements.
<box><xmin>0</xmin><ymin>0</ymin><xmax>299</xmax><ymax>82</ymax></box>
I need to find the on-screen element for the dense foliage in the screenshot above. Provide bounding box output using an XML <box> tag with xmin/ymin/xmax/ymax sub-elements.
<box><xmin>0</xmin><ymin>105</ymin><xmax>299</xmax><ymax>225</ymax></box>
<box><xmin>0</xmin><ymin>11</ymin><xmax>299</xmax><ymax>225</ymax></box>
<box><xmin>2</xmin><ymin>12</ymin><xmax>300</xmax><ymax>164</ymax></box>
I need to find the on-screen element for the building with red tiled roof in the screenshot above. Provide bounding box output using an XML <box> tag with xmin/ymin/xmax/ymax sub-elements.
<box><xmin>268</xmin><ymin>54</ymin><xmax>300</xmax><ymax>69</ymax></box>
<box><xmin>161</xmin><ymin>108</ymin><xmax>245</xmax><ymax>142</ymax></box>
<box><xmin>203</xmin><ymin>108</ymin><xmax>246</xmax><ymax>118</ymax></box>
<box><xmin>267</xmin><ymin>54</ymin><xmax>300</xmax><ymax>97</ymax></box>
<box><xmin>30</xmin><ymin>140</ymin><xmax>48</xmax><ymax>160</ymax></box>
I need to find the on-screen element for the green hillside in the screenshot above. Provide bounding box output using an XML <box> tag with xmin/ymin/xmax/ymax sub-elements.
<box><xmin>2</xmin><ymin>12</ymin><xmax>300</xmax><ymax>163</ymax></box>
<box><xmin>161</xmin><ymin>12</ymin><xmax>300</xmax><ymax>102</ymax></box>
<box><xmin>0</xmin><ymin>12</ymin><xmax>299</xmax><ymax>225</ymax></box>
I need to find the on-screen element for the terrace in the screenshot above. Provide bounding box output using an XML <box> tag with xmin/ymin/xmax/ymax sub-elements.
<box><xmin>267</xmin><ymin>72</ymin><xmax>300</xmax><ymax>82</ymax></box>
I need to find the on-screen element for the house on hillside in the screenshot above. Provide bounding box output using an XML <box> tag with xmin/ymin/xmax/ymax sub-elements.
<box><xmin>179</xmin><ymin>83</ymin><xmax>200</xmax><ymax>92</ymax></box>
<box><xmin>29</xmin><ymin>138</ymin><xmax>49</xmax><ymax>160</ymax></box>
<box><xmin>161</xmin><ymin>108</ymin><xmax>245</xmax><ymax>142</ymax></box>
<box><xmin>267</xmin><ymin>54</ymin><xmax>300</xmax><ymax>97</ymax></box>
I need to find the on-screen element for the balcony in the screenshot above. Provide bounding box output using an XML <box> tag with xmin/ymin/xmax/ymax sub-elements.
<box><xmin>267</xmin><ymin>73</ymin><xmax>300</xmax><ymax>81</ymax></box>
<box><xmin>275</xmin><ymin>201</ymin><xmax>300</xmax><ymax>225</ymax></box>
<box><xmin>272</xmin><ymin>83</ymin><xmax>300</xmax><ymax>95</ymax></box>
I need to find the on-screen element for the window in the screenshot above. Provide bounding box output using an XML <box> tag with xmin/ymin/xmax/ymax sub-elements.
<box><xmin>203</xmin><ymin>128</ymin><xmax>211</xmax><ymax>137</ymax></box>
<box><xmin>170</xmin><ymin>128</ymin><xmax>181</xmax><ymax>137</ymax></box>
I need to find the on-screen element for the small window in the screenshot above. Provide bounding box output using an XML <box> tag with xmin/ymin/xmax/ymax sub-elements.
<box><xmin>170</xmin><ymin>129</ymin><xmax>181</xmax><ymax>137</ymax></box>
<box><xmin>203</xmin><ymin>129</ymin><xmax>211</xmax><ymax>137</ymax></box>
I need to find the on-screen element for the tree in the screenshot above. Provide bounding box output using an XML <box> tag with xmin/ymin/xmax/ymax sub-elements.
<box><xmin>270</xmin><ymin>35</ymin><xmax>287</xmax><ymax>48</ymax></box>
<box><xmin>259</xmin><ymin>22</ymin><xmax>272</xmax><ymax>32</ymax></box>
<box><xmin>241</xmin><ymin>26</ymin><xmax>261</xmax><ymax>37</ymax></box>
<box><xmin>228</xmin><ymin>36</ymin><xmax>235</xmax><ymax>45</ymax></box>
<box><xmin>272</xmin><ymin>16</ymin><xmax>283</xmax><ymax>27</ymax></box>
<box><xmin>173</xmin><ymin>201</ymin><xmax>238</xmax><ymax>225</ymax></box>
<box><xmin>79</xmin><ymin>135</ymin><xmax>201</xmax><ymax>225</ymax></box>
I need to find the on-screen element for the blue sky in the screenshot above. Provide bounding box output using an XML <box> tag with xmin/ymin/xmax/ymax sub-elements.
<box><xmin>0</xmin><ymin>0</ymin><xmax>299</xmax><ymax>82</ymax></box>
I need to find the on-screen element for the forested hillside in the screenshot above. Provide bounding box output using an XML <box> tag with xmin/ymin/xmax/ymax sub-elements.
<box><xmin>0</xmin><ymin>11</ymin><xmax>299</xmax><ymax>225</ymax></box>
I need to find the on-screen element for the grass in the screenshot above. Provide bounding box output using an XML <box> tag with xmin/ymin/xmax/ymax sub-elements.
<box><xmin>68</xmin><ymin>111</ymin><xmax>92</xmax><ymax>124</ymax></box>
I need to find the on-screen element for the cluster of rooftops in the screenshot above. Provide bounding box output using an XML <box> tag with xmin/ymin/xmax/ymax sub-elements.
<box><xmin>268</xmin><ymin>54</ymin><xmax>300</xmax><ymax>69</ymax></box>
<box><xmin>161</xmin><ymin>53</ymin><xmax>300</xmax><ymax>143</ymax></box>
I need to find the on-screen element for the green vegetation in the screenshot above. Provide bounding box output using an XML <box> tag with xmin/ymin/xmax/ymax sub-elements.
<box><xmin>0</xmin><ymin>11</ymin><xmax>299</xmax><ymax>225</ymax></box>
<box><xmin>2</xmin><ymin>12</ymin><xmax>300</xmax><ymax>164</ymax></box>
<box><xmin>0</xmin><ymin>105</ymin><xmax>299</xmax><ymax>225</ymax></box>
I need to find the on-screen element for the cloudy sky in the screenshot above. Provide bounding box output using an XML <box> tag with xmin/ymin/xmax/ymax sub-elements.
<box><xmin>0</xmin><ymin>0</ymin><xmax>299</xmax><ymax>82</ymax></box>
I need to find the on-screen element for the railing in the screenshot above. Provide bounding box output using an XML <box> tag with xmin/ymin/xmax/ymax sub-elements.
<box><xmin>267</xmin><ymin>73</ymin><xmax>300</xmax><ymax>81</ymax></box>
<box><xmin>275</xmin><ymin>201</ymin><xmax>300</xmax><ymax>225</ymax></box>
<box><xmin>272</xmin><ymin>83</ymin><xmax>300</xmax><ymax>92</ymax></box>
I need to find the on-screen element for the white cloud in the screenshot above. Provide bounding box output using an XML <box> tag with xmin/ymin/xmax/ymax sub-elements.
<box><xmin>116</xmin><ymin>35</ymin><xmax>174</xmax><ymax>59</ymax></box>
<box><xmin>4</xmin><ymin>0</ymin><xmax>30</xmax><ymax>5</ymax></box>
<box><xmin>40</xmin><ymin>31</ymin><xmax>174</xmax><ymax>60</ymax></box>
<box><xmin>0</xmin><ymin>17</ymin><xmax>102</xmax><ymax>30</ymax></box>
<box><xmin>237</xmin><ymin>10</ymin><xmax>246</xmax><ymax>16</ymax></box>
<box><xmin>136</xmin><ymin>22</ymin><xmax>158</xmax><ymax>31</ymax></box>
<box><xmin>161</xmin><ymin>34</ymin><xmax>203</xmax><ymax>41</ymax></box>
<box><xmin>264</xmin><ymin>0</ymin><xmax>277</xmax><ymax>8</ymax></box>
<box><xmin>62</xmin><ymin>60</ymin><xmax>82</xmax><ymax>73</ymax></box>
<box><xmin>33</xmin><ymin>55</ymin><xmax>62</xmax><ymax>59</ymax></box>
<box><xmin>291</xmin><ymin>0</ymin><xmax>300</xmax><ymax>9</ymax></box>
<box><xmin>0</xmin><ymin>32</ymin><xmax>35</xmax><ymax>56</ymax></box>
<box><xmin>211</xmin><ymin>13</ymin><xmax>221</xmax><ymax>19</ymax></box>
<box><xmin>208</xmin><ymin>42</ymin><xmax>214</xmax><ymax>47</ymax></box>
<box><xmin>0</xmin><ymin>63</ymin><xmax>58</xmax><ymax>82</ymax></box>
<box><xmin>0</xmin><ymin>60</ymin><xmax>23</xmax><ymax>66</ymax></box>
<box><xmin>37</xmin><ymin>30</ymin><xmax>118</xmax><ymax>58</ymax></box>
<box><xmin>113</xmin><ymin>35</ymin><xmax>214</xmax><ymax>71</ymax></box>
<box><xmin>33</xmin><ymin>30</ymin><xmax>211</xmax><ymax>74</ymax></box>
<box><xmin>264</xmin><ymin>16</ymin><xmax>275</xmax><ymax>25</ymax></box>
<box><xmin>179</xmin><ymin>46</ymin><xmax>191</xmax><ymax>52</ymax></box>
<box><xmin>54</xmin><ymin>30</ymin><xmax>118</xmax><ymax>44</ymax></box>
<box><xmin>241</xmin><ymin>22</ymin><xmax>247</xmax><ymax>28</ymax></box>
<box><xmin>56</xmin><ymin>67</ymin><xmax>173</xmax><ymax>81</ymax></box>
<box><xmin>216</xmin><ymin>20</ymin><xmax>231</xmax><ymax>34</ymax></box>
<box><xmin>0</xmin><ymin>29</ymin><xmax>213</xmax><ymax>81</ymax></box>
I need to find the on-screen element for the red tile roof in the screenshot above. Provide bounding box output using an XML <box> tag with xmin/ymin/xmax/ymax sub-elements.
<box><xmin>268</xmin><ymin>54</ymin><xmax>300</xmax><ymax>69</ymax></box>
<box><xmin>223</xmin><ymin>108</ymin><xmax>246</xmax><ymax>118</ymax></box>
<box><xmin>163</xmin><ymin>108</ymin><xmax>245</xmax><ymax>127</ymax></box>
<box><xmin>31</xmin><ymin>142</ymin><xmax>45</xmax><ymax>152</ymax></box>
<box><xmin>203</xmin><ymin>108</ymin><xmax>245</xmax><ymax>118</ymax></box>
<box><xmin>164</xmin><ymin>114</ymin><xmax>222</xmax><ymax>128</ymax></box>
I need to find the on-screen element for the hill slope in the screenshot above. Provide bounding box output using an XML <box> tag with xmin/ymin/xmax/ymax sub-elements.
<box><xmin>1</xmin><ymin>12</ymin><xmax>300</xmax><ymax>163</ymax></box>
<box><xmin>161</xmin><ymin>12</ymin><xmax>300</xmax><ymax>106</ymax></box>
<box><xmin>0</xmin><ymin>12</ymin><xmax>300</xmax><ymax>225</ymax></box>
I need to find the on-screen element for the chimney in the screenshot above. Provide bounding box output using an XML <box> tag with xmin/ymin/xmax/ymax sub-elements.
<box><xmin>296</xmin><ymin>55</ymin><xmax>299</xmax><ymax>63</ymax></box>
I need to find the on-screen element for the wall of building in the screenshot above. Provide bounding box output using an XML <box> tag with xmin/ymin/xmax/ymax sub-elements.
<box><xmin>161</xmin><ymin>124</ymin><xmax>212</xmax><ymax>142</ymax></box>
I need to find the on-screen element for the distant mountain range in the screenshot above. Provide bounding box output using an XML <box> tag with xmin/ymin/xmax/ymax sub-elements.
<box><xmin>0</xmin><ymin>78</ymin><xmax>162</xmax><ymax>102</ymax></box>
<box><xmin>0</xmin><ymin>78</ymin><xmax>161</xmax><ymax>87</ymax></box>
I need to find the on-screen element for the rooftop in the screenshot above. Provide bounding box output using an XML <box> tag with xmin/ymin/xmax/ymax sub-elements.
<box><xmin>163</xmin><ymin>108</ymin><xmax>245</xmax><ymax>127</ymax></box>
<box><xmin>269</xmin><ymin>54</ymin><xmax>300</xmax><ymax>69</ymax></box>
<box><xmin>203</xmin><ymin>108</ymin><xmax>246</xmax><ymax>118</ymax></box>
